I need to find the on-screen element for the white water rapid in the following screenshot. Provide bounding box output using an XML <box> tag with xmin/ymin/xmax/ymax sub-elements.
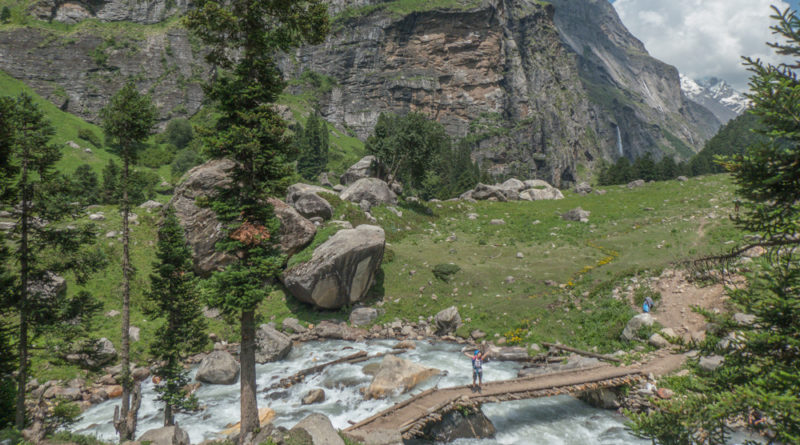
<box><xmin>70</xmin><ymin>340</ymin><xmax>649</xmax><ymax>444</ymax></box>
<box><xmin>615</xmin><ymin>125</ymin><xmax>624</xmax><ymax>157</ymax></box>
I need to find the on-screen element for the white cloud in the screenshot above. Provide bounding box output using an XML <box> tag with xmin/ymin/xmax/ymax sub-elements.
<box><xmin>612</xmin><ymin>0</ymin><xmax>792</xmax><ymax>90</ymax></box>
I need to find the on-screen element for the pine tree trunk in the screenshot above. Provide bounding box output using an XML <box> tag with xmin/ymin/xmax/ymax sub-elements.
<box><xmin>119</xmin><ymin>154</ymin><xmax>133</xmax><ymax>440</ymax></box>
<box><xmin>164</xmin><ymin>403</ymin><xmax>174</xmax><ymax>427</ymax></box>
<box><xmin>15</xmin><ymin>157</ymin><xmax>30</xmax><ymax>430</ymax></box>
<box><xmin>239</xmin><ymin>309</ymin><xmax>259</xmax><ymax>442</ymax></box>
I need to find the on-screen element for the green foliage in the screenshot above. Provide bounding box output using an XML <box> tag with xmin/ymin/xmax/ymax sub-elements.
<box><xmin>432</xmin><ymin>263</ymin><xmax>461</xmax><ymax>282</ymax></box>
<box><xmin>691</xmin><ymin>113</ymin><xmax>765</xmax><ymax>176</ymax></box>
<box><xmin>77</xmin><ymin>128</ymin><xmax>102</xmax><ymax>148</ymax></box>
<box><xmin>597</xmin><ymin>154</ymin><xmax>691</xmax><ymax>186</ymax></box>
<box><xmin>162</xmin><ymin>118</ymin><xmax>194</xmax><ymax>150</ymax></box>
<box><xmin>630</xmin><ymin>7</ymin><xmax>800</xmax><ymax>443</ymax></box>
<box><xmin>145</xmin><ymin>209</ymin><xmax>208</xmax><ymax>425</ymax></box>
<box><xmin>295</xmin><ymin>111</ymin><xmax>329</xmax><ymax>180</ymax></box>
<box><xmin>99</xmin><ymin>159</ymin><xmax>160</xmax><ymax>205</ymax></box>
<box><xmin>50</xmin><ymin>431</ymin><xmax>111</xmax><ymax>445</ymax></box>
<box><xmin>170</xmin><ymin>148</ymin><xmax>203</xmax><ymax>180</ymax></box>
<box><xmin>138</xmin><ymin>144</ymin><xmax>175</xmax><ymax>169</ymax></box>
<box><xmin>71</xmin><ymin>164</ymin><xmax>100</xmax><ymax>205</ymax></box>
<box><xmin>286</xmin><ymin>224</ymin><xmax>342</xmax><ymax>270</ymax></box>
<box><xmin>49</xmin><ymin>398</ymin><xmax>82</xmax><ymax>430</ymax></box>
<box><xmin>365</xmin><ymin>112</ymin><xmax>452</xmax><ymax>191</ymax></box>
<box><xmin>0</xmin><ymin>6</ymin><xmax>10</xmax><ymax>23</ymax></box>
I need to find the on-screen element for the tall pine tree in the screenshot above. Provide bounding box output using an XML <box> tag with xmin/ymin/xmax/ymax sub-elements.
<box><xmin>145</xmin><ymin>208</ymin><xmax>207</xmax><ymax>426</ymax></box>
<box><xmin>184</xmin><ymin>0</ymin><xmax>329</xmax><ymax>438</ymax></box>
<box><xmin>296</xmin><ymin>111</ymin><xmax>329</xmax><ymax>180</ymax></box>
<box><xmin>100</xmin><ymin>82</ymin><xmax>157</xmax><ymax>441</ymax></box>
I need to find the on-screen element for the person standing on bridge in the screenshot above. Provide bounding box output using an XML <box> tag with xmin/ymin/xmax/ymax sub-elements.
<box><xmin>465</xmin><ymin>349</ymin><xmax>485</xmax><ymax>389</ymax></box>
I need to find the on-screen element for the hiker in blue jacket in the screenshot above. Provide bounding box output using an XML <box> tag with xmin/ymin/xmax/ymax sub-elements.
<box><xmin>464</xmin><ymin>349</ymin><xmax>485</xmax><ymax>389</ymax></box>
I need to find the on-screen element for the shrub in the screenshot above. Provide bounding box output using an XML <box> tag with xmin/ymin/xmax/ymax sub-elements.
<box><xmin>432</xmin><ymin>263</ymin><xmax>460</xmax><ymax>282</ymax></box>
<box><xmin>163</xmin><ymin>118</ymin><xmax>194</xmax><ymax>149</ymax></box>
<box><xmin>77</xmin><ymin>128</ymin><xmax>102</xmax><ymax>147</ymax></box>
<box><xmin>1</xmin><ymin>7</ymin><xmax>11</xmax><ymax>24</ymax></box>
<box><xmin>170</xmin><ymin>148</ymin><xmax>203</xmax><ymax>179</ymax></box>
<box><xmin>138</xmin><ymin>144</ymin><xmax>174</xmax><ymax>168</ymax></box>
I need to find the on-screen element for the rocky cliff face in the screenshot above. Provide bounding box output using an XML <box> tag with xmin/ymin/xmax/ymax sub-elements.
<box><xmin>0</xmin><ymin>0</ymin><xmax>720</xmax><ymax>184</ymax></box>
<box><xmin>284</xmin><ymin>0</ymin><xmax>720</xmax><ymax>184</ymax></box>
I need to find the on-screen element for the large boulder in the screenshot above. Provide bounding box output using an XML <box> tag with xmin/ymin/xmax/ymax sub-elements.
<box><xmin>364</xmin><ymin>355</ymin><xmax>440</xmax><ymax>399</ymax></box>
<box><xmin>291</xmin><ymin>413</ymin><xmax>344</xmax><ymax>445</ymax></box>
<box><xmin>138</xmin><ymin>426</ymin><xmax>190</xmax><ymax>445</ymax></box>
<box><xmin>282</xmin><ymin>225</ymin><xmax>385</xmax><ymax>309</ymax></box>
<box><xmin>286</xmin><ymin>183</ymin><xmax>331</xmax><ymax>205</ymax></box>
<box><xmin>255</xmin><ymin>324</ymin><xmax>292</xmax><ymax>363</ymax></box>
<box><xmin>340</xmin><ymin>155</ymin><xmax>379</xmax><ymax>186</ymax></box>
<box><xmin>64</xmin><ymin>337</ymin><xmax>117</xmax><ymax>368</ymax></box>
<box><xmin>627</xmin><ymin>179</ymin><xmax>645</xmax><ymax>188</ymax></box>
<box><xmin>170</xmin><ymin>159</ymin><xmax>316</xmax><ymax>275</ymax></box>
<box><xmin>293</xmin><ymin>193</ymin><xmax>333</xmax><ymax>221</ymax></box>
<box><xmin>621</xmin><ymin>313</ymin><xmax>655</xmax><ymax>341</ymax></box>
<box><xmin>575</xmin><ymin>182</ymin><xmax>593</xmax><ymax>195</ymax></box>
<box><xmin>434</xmin><ymin>306</ymin><xmax>462</xmax><ymax>334</ymax></box>
<box><xmin>196</xmin><ymin>350</ymin><xmax>239</xmax><ymax>385</ymax></box>
<box><xmin>340</xmin><ymin>178</ymin><xmax>397</xmax><ymax>208</ymax></box>
<box><xmin>421</xmin><ymin>407</ymin><xmax>496</xmax><ymax>442</ymax></box>
<box><xmin>499</xmin><ymin>178</ymin><xmax>526</xmax><ymax>192</ymax></box>
<box><xmin>313</xmin><ymin>320</ymin><xmax>367</xmax><ymax>341</ymax></box>
<box><xmin>471</xmin><ymin>183</ymin><xmax>508</xmax><ymax>202</ymax></box>
<box><xmin>519</xmin><ymin>187</ymin><xmax>564</xmax><ymax>201</ymax></box>
<box><xmin>29</xmin><ymin>271</ymin><xmax>66</xmax><ymax>301</ymax></box>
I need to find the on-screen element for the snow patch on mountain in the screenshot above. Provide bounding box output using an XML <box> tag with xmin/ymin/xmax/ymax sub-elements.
<box><xmin>680</xmin><ymin>74</ymin><xmax>750</xmax><ymax>123</ymax></box>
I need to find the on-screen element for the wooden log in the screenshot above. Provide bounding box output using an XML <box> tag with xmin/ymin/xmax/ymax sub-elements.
<box><xmin>345</xmin><ymin>386</ymin><xmax>438</xmax><ymax>432</ymax></box>
<box><xmin>542</xmin><ymin>343</ymin><xmax>622</xmax><ymax>363</ymax></box>
<box><xmin>264</xmin><ymin>351</ymin><xmax>369</xmax><ymax>393</ymax></box>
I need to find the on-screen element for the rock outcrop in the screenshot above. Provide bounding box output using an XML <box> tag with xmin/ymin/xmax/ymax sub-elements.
<box><xmin>340</xmin><ymin>178</ymin><xmax>398</xmax><ymax>209</ymax></box>
<box><xmin>364</xmin><ymin>355</ymin><xmax>440</xmax><ymax>399</ymax></box>
<box><xmin>340</xmin><ymin>156</ymin><xmax>379</xmax><ymax>186</ymax></box>
<box><xmin>170</xmin><ymin>159</ymin><xmax>316</xmax><ymax>275</ymax></box>
<box><xmin>468</xmin><ymin>179</ymin><xmax>563</xmax><ymax>202</ymax></box>
<box><xmin>138</xmin><ymin>426</ymin><xmax>191</xmax><ymax>445</ymax></box>
<box><xmin>282</xmin><ymin>225</ymin><xmax>385</xmax><ymax>309</ymax></box>
<box><xmin>434</xmin><ymin>306</ymin><xmax>462</xmax><ymax>334</ymax></box>
<box><xmin>291</xmin><ymin>414</ymin><xmax>344</xmax><ymax>445</ymax></box>
<box><xmin>196</xmin><ymin>350</ymin><xmax>239</xmax><ymax>385</ymax></box>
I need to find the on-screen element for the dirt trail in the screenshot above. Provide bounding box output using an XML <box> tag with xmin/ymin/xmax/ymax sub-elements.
<box><xmin>649</xmin><ymin>269</ymin><xmax>728</xmax><ymax>341</ymax></box>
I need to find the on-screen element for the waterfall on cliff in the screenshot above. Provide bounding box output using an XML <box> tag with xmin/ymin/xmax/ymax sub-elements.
<box><xmin>615</xmin><ymin>126</ymin><xmax>624</xmax><ymax>156</ymax></box>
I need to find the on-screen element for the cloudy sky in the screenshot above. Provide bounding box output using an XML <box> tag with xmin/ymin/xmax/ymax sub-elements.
<box><xmin>610</xmin><ymin>0</ymin><xmax>799</xmax><ymax>90</ymax></box>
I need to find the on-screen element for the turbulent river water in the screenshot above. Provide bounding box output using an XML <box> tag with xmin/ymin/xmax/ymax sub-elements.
<box><xmin>71</xmin><ymin>340</ymin><xmax>650</xmax><ymax>445</ymax></box>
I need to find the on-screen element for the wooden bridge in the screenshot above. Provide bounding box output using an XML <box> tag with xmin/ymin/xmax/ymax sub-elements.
<box><xmin>344</xmin><ymin>354</ymin><xmax>682</xmax><ymax>440</ymax></box>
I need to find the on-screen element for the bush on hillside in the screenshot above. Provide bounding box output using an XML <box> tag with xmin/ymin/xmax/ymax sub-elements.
<box><xmin>432</xmin><ymin>263</ymin><xmax>460</xmax><ymax>282</ymax></box>
<box><xmin>77</xmin><ymin>128</ymin><xmax>102</xmax><ymax>148</ymax></box>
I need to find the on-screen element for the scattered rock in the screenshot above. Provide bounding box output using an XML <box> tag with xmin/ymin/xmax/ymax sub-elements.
<box><xmin>129</xmin><ymin>326</ymin><xmax>140</xmax><ymax>342</ymax></box>
<box><xmin>196</xmin><ymin>350</ymin><xmax>239</xmax><ymax>385</ymax></box>
<box><xmin>319</xmin><ymin>172</ymin><xmax>333</xmax><ymax>188</ymax></box>
<box><xmin>255</xmin><ymin>324</ymin><xmax>292</xmax><ymax>364</ymax></box>
<box><xmin>677</xmin><ymin>176</ymin><xmax>688</xmax><ymax>182</ymax></box>
<box><xmin>88</xmin><ymin>213</ymin><xmax>105</xmax><ymax>221</ymax></box>
<box><xmin>471</xmin><ymin>183</ymin><xmax>508</xmax><ymax>202</ymax></box>
<box><xmin>138</xmin><ymin>426</ymin><xmax>190</xmax><ymax>445</ymax></box>
<box><xmin>434</xmin><ymin>306</ymin><xmax>462</xmax><ymax>334</ymax></box>
<box><xmin>733</xmin><ymin>313</ymin><xmax>756</xmax><ymax>325</ymax></box>
<box><xmin>561</xmin><ymin>207</ymin><xmax>590</xmax><ymax>223</ymax></box>
<box><xmin>393</xmin><ymin>340</ymin><xmax>416</xmax><ymax>350</ymax></box>
<box><xmin>627</xmin><ymin>179</ymin><xmax>645</xmax><ymax>188</ymax></box>
<box><xmin>575</xmin><ymin>182</ymin><xmax>593</xmax><ymax>195</ymax></box>
<box><xmin>340</xmin><ymin>178</ymin><xmax>398</xmax><ymax>208</ymax></box>
<box><xmin>364</xmin><ymin>355</ymin><xmax>440</xmax><ymax>399</ymax></box>
<box><xmin>282</xmin><ymin>225</ymin><xmax>385</xmax><ymax>309</ymax></box>
<box><xmin>29</xmin><ymin>271</ymin><xmax>66</xmax><ymax>301</ymax></box>
<box><xmin>340</xmin><ymin>155</ymin><xmax>380</xmax><ymax>186</ymax></box>
<box><xmin>282</xmin><ymin>317</ymin><xmax>307</xmax><ymax>334</ymax></box>
<box><xmin>471</xmin><ymin>330</ymin><xmax>486</xmax><ymax>340</ymax></box>
<box><xmin>350</xmin><ymin>307</ymin><xmax>378</xmax><ymax>326</ymax></box>
<box><xmin>621</xmin><ymin>314</ymin><xmax>655</xmax><ymax>341</ymax></box>
<box><xmin>578</xmin><ymin>387</ymin><xmax>620</xmax><ymax>409</ymax></box>
<box><xmin>139</xmin><ymin>200</ymin><xmax>163</xmax><ymax>210</ymax></box>
<box><xmin>489</xmin><ymin>219</ymin><xmax>505</xmax><ymax>225</ymax></box>
<box><xmin>698</xmin><ymin>355</ymin><xmax>724</xmax><ymax>372</ymax></box>
<box><xmin>313</xmin><ymin>320</ymin><xmax>367</xmax><ymax>341</ymax></box>
<box><xmin>286</xmin><ymin>183</ymin><xmax>330</xmax><ymax>205</ymax></box>
<box><xmin>291</xmin><ymin>413</ymin><xmax>344</xmax><ymax>445</ymax></box>
<box><xmin>657</xmin><ymin>388</ymin><xmax>674</xmax><ymax>399</ymax></box>
<box><xmin>292</xmin><ymin>193</ymin><xmax>333</xmax><ymax>221</ymax></box>
<box><xmin>301</xmin><ymin>389</ymin><xmax>326</xmax><ymax>405</ymax></box>
<box><xmin>648</xmin><ymin>333</ymin><xmax>670</xmax><ymax>349</ymax></box>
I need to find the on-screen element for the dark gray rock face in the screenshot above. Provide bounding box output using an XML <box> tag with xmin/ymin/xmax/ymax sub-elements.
<box><xmin>421</xmin><ymin>407</ymin><xmax>496</xmax><ymax>442</ymax></box>
<box><xmin>0</xmin><ymin>27</ymin><xmax>207</xmax><ymax>127</ymax></box>
<box><xmin>282</xmin><ymin>225</ymin><xmax>385</xmax><ymax>309</ymax></box>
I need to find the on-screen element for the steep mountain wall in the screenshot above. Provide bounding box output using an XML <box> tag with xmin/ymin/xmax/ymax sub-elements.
<box><xmin>0</xmin><ymin>0</ymin><xmax>720</xmax><ymax>184</ymax></box>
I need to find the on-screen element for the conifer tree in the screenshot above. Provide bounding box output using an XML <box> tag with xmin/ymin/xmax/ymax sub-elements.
<box><xmin>630</xmin><ymin>7</ymin><xmax>800</xmax><ymax>443</ymax></box>
<box><xmin>145</xmin><ymin>208</ymin><xmax>207</xmax><ymax>426</ymax></box>
<box><xmin>1</xmin><ymin>93</ymin><xmax>101</xmax><ymax>430</ymax></box>
<box><xmin>101</xmin><ymin>82</ymin><xmax>157</xmax><ymax>441</ymax></box>
<box><xmin>296</xmin><ymin>112</ymin><xmax>329</xmax><ymax>180</ymax></box>
<box><xmin>184</xmin><ymin>0</ymin><xmax>329</xmax><ymax>438</ymax></box>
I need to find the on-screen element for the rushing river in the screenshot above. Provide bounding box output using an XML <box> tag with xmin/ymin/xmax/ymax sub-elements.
<box><xmin>71</xmin><ymin>340</ymin><xmax>650</xmax><ymax>444</ymax></box>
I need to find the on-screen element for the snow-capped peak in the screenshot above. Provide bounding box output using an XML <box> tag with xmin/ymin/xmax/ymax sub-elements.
<box><xmin>680</xmin><ymin>74</ymin><xmax>750</xmax><ymax>123</ymax></box>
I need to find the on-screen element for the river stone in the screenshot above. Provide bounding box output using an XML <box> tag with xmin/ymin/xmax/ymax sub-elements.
<box><xmin>365</xmin><ymin>355</ymin><xmax>440</xmax><ymax>399</ymax></box>
<box><xmin>138</xmin><ymin>426</ymin><xmax>190</xmax><ymax>445</ymax></box>
<box><xmin>291</xmin><ymin>413</ymin><xmax>344</xmax><ymax>445</ymax></box>
<box><xmin>292</xmin><ymin>193</ymin><xmax>333</xmax><ymax>220</ymax></box>
<box><xmin>255</xmin><ymin>324</ymin><xmax>292</xmax><ymax>363</ymax></box>
<box><xmin>340</xmin><ymin>155</ymin><xmax>379</xmax><ymax>186</ymax></box>
<box><xmin>301</xmin><ymin>389</ymin><xmax>325</xmax><ymax>405</ymax></box>
<box><xmin>286</xmin><ymin>183</ymin><xmax>331</xmax><ymax>205</ymax></box>
<box><xmin>421</xmin><ymin>407</ymin><xmax>496</xmax><ymax>442</ymax></box>
<box><xmin>350</xmin><ymin>307</ymin><xmax>378</xmax><ymax>326</ymax></box>
<box><xmin>196</xmin><ymin>350</ymin><xmax>239</xmax><ymax>385</ymax></box>
<box><xmin>434</xmin><ymin>306</ymin><xmax>462</xmax><ymax>334</ymax></box>
<box><xmin>340</xmin><ymin>178</ymin><xmax>398</xmax><ymax>208</ymax></box>
<box><xmin>170</xmin><ymin>159</ymin><xmax>316</xmax><ymax>276</ymax></box>
<box><xmin>578</xmin><ymin>388</ymin><xmax>620</xmax><ymax>409</ymax></box>
<box><xmin>282</xmin><ymin>317</ymin><xmax>308</xmax><ymax>334</ymax></box>
<box><xmin>621</xmin><ymin>313</ymin><xmax>655</xmax><ymax>341</ymax></box>
<box><xmin>575</xmin><ymin>182</ymin><xmax>593</xmax><ymax>195</ymax></box>
<box><xmin>282</xmin><ymin>225</ymin><xmax>385</xmax><ymax>309</ymax></box>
